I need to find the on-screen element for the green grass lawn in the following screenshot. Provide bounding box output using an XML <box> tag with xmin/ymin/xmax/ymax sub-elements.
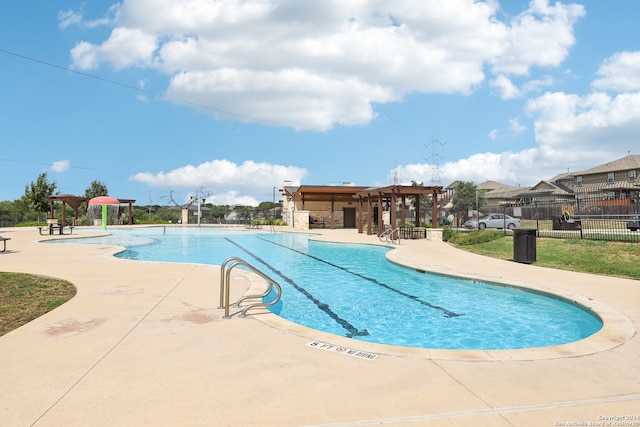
<box><xmin>454</xmin><ymin>236</ymin><xmax>640</xmax><ymax>279</ymax></box>
<box><xmin>0</xmin><ymin>272</ymin><xmax>76</xmax><ymax>336</ymax></box>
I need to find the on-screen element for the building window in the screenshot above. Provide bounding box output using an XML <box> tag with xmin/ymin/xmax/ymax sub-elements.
<box><xmin>576</xmin><ymin>176</ymin><xmax>582</xmax><ymax>186</ymax></box>
<box><xmin>607</xmin><ymin>172</ymin><xmax>615</xmax><ymax>183</ymax></box>
<box><xmin>629</xmin><ymin>170</ymin><xmax>637</xmax><ymax>182</ymax></box>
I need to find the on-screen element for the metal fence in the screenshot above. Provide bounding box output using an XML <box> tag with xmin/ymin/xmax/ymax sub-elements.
<box><xmin>484</xmin><ymin>195</ymin><xmax>640</xmax><ymax>243</ymax></box>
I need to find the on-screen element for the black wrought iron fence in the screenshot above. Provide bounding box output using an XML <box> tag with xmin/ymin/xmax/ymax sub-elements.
<box><xmin>483</xmin><ymin>195</ymin><xmax>640</xmax><ymax>243</ymax></box>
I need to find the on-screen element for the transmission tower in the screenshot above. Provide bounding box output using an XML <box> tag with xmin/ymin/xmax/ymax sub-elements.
<box><xmin>390</xmin><ymin>160</ymin><xmax>402</xmax><ymax>185</ymax></box>
<box><xmin>425</xmin><ymin>137</ymin><xmax>446</xmax><ymax>185</ymax></box>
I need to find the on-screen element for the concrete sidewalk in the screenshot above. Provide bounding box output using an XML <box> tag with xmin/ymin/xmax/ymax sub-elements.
<box><xmin>0</xmin><ymin>226</ymin><xmax>638</xmax><ymax>427</ymax></box>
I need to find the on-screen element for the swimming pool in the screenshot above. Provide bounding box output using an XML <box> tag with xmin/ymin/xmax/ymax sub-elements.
<box><xmin>55</xmin><ymin>227</ymin><xmax>602</xmax><ymax>350</ymax></box>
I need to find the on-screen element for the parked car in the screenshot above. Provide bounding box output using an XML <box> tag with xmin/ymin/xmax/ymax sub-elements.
<box><xmin>628</xmin><ymin>216</ymin><xmax>640</xmax><ymax>231</ymax></box>
<box><xmin>464</xmin><ymin>213</ymin><xmax>521</xmax><ymax>230</ymax></box>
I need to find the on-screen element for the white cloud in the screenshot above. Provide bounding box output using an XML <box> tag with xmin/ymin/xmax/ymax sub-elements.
<box><xmin>526</xmin><ymin>91</ymin><xmax>640</xmax><ymax>161</ymax></box>
<box><xmin>521</xmin><ymin>75</ymin><xmax>554</xmax><ymax>93</ymax></box>
<box><xmin>398</xmin><ymin>149</ymin><xmax>540</xmax><ymax>187</ymax></box>
<box><xmin>68</xmin><ymin>0</ymin><xmax>584</xmax><ymax>130</ymax></box>
<box><xmin>393</xmin><ymin>80</ymin><xmax>640</xmax><ymax>189</ymax></box>
<box><xmin>509</xmin><ymin>118</ymin><xmax>527</xmax><ymax>135</ymax></box>
<box><xmin>58</xmin><ymin>6</ymin><xmax>119</xmax><ymax>30</ymax></box>
<box><xmin>490</xmin><ymin>0</ymin><xmax>585</xmax><ymax>75</ymax></box>
<box><xmin>490</xmin><ymin>74</ymin><xmax>520</xmax><ymax>99</ymax></box>
<box><xmin>592</xmin><ymin>51</ymin><xmax>640</xmax><ymax>92</ymax></box>
<box><xmin>207</xmin><ymin>190</ymin><xmax>262</xmax><ymax>206</ymax></box>
<box><xmin>166</xmin><ymin>68</ymin><xmax>396</xmax><ymax>130</ymax></box>
<box><xmin>50</xmin><ymin>160</ymin><xmax>70</xmax><ymax>173</ymax></box>
<box><xmin>58</xmin><ymin>10</ymin><xmax>82</xmax><ymax>29</ymax></box>
<box><xmin>130</xmin><ymin>159</ymin><xmax>307</xmax><ymax>206</ymax></box>
<box><xmin>71</xmin><ymin>27</ymin><xmax>157</xmax><ymax>71</ymax></box>
<box><xmin>491</xmin><ymin>74</ymin><xmax>554</xmax><ymax>100</ymax></box>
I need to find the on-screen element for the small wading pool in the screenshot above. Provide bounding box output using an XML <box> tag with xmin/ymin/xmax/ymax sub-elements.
<box><xmin>52</xmin><ymin>227</ymin><xmax>603</xmax><ymax>350</ymax></box>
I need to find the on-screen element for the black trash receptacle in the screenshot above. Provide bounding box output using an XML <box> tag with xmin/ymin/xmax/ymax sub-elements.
<box><xmin>513</xmin><ymin>228</ymin><xmax>536</xmax><ymax>264</ymax></box>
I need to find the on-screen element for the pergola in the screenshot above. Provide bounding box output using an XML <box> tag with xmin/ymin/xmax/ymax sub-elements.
<box><xmin>286</xmin><ymin>185</ymin><xmax>369</xmax><ymax>229</ymax></box>
<box><xmin>354</xmin><ymin>185</ymin><xmax>445</xmax><ymax>235</ymax></box>
<box><xmin>48</xmin><ymin>195</ymin><xmax>136</xmax><ymax>225</ymax></box>
<box><xmin>48</xmin><ymin>195</ymin><xmax>86</xmax><ymax>226</ymax></box>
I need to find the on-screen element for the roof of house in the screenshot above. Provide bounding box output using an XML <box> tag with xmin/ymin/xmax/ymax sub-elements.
<box><xmin>473</xmin><ymin>180</ymin><xmax>529</xmax><ymax>200</ymax></box>
<box><xmin>484</xmin><ymin>185</ymin><xmax>530</xmax><ymax>199</ymax></box>
<box><xmin>574</xmin><ymin>154</ymin><xmax>640</xmax><ymax>175</ymax></box>
<box><xmin>476</xmin><ymin>180</ymin><xmax>507</xmax><ymax>191</ymax></box>
<box><xmin>518</xmin><ymin>180</ymin><xmax>574</xmax><ymax>197</ymax></box>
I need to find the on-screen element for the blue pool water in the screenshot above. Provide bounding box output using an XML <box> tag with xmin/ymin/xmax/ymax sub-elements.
<box><xmin>54</xmin><ymin>227</ymin><xmax>602</xmax><ymax>350</ymax></box>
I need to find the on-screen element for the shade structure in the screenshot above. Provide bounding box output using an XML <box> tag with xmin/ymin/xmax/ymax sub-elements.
<box><xmin>88</xmin><ymin>196</ymin><xmax>120</xmax><ymax>230</ymax></box>
<box><xmin>88</xmin><ymin>196</ymin><xmax>120</xmax><ymax>205</ymax></box>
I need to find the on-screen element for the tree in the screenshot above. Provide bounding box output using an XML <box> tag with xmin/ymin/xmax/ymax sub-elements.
<box><xmin>209</xmin><ymin>205</ymin><xmax>231</xmax><ymax>222</ymax></box>
<box><xmin>0</xmin><ymin>200</ymin><xmax>28</xmax><ymax>225</ymax></box>
<box><xmin>256</xmin><ymin>201</ymin><xmax>281</xmax><ymax>219</ymax></box>
<box><xmin>236</xmin><ymin>206</ymin><xmax>253</xmax><ymax>222</ymax></box>
<box><xmin>22</xmin><ymin>173</ymin><xmax>57</xmax><ymax>221</ymax></box>
<box><xmin>451</xmin><ymin>181</ymin><xmax>484</xmax><ymax>218</ymax></box>
<box><xmin>84</xmin><ymin>180</ymin><xmax>108</xmax><ymax>199</ymax></box>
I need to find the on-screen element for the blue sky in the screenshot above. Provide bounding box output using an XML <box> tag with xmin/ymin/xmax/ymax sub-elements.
<box><xmin>2</xmin><ymin>0</ymin><xmax>639</xmax><ymax>206</ymax></box>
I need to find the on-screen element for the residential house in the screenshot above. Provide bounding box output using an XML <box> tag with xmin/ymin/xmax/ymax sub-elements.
<box><xmin>571</xmin><ymin>154</ymin><xmax>640</xmax><ymax>201</ymax></box>
<box><xmin>517</xmin><ymin>154</ymin><xmax>640</xmax><ymax>219</ymax></box>
<box><xmin>478</xmin><ymin>181</ymin><xmax>530</xmax><ymax>208</ymax></box>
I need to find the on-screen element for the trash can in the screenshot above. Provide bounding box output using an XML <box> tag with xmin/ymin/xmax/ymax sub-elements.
<box><xmin>513</xmin><ymin>228</ymin><xmax>536</xmax><ymax>264</ymax></box>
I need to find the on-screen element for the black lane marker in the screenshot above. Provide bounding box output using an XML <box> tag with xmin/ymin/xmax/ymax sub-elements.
<box><xmin>225</xmin><ymin>238</ymin><xmax>369</xmax><ymax>338</ymax></box>
<box><xmin>258</xmin><ymin>236</ymin><xmax>463</xmax><ymax>318</ymax></box>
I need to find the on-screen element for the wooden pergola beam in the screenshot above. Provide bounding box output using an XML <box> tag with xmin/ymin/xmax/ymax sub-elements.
<box><xmin>354</xmin><ymin>185</ymin><xmax>444</xmax><ymax>234</ymax></box>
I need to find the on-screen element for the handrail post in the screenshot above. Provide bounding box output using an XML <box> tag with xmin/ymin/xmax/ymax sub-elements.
<box><xmin>224</xmin><ymin>260</ymin><xmax>242</xmax><ymax>318</ymax></box>
<box><xmin>219</xmin><ymin>257</ymin><xmax>242</xmax><ymax>309</ymax></box>
<box><xmin>218</xmin><ymin>256</ymin><xmax>282</xmax><ymax>319</ymax></box>
<box><xmin>224</xmin><ymin>266</ymin><xmax>232</xmax><ymax>318</ymax></box>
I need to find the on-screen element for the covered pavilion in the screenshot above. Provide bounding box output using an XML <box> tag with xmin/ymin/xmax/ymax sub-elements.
<box><xmin>48</xmin><ymin>195</ymin><xmax>137</xmax><ymax>225</ymax></box>
<box><xmin>281</xmin><ymin>183</ymin><xmax>445</xmax><ymax>233</ymax></box>
<box><xmin>282</xmin><ymin>185</ymin><xmax>369</xmax><ymax>229</ymax></box>
<box><xmin>354</xmin><ymin>184</ymin><xmax>445</xmax><ymax>235</ymax></box>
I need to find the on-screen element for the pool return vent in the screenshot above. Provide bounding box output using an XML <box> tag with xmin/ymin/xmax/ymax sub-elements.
<box><xmin>219</xmin><ymin>257</ymin><xmax>282</xmax><ymax>319</ymax></box>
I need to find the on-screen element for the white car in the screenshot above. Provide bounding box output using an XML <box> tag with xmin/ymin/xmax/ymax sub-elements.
<box><xmin>464</xmin><ymin>213</ymin><xmax>520</xmax><ymax>230</ymax></box>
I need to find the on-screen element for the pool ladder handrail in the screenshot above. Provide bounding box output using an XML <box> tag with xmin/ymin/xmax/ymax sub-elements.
<box><xmin>219</xmin><ymin>257</ymin><xmax>282</xmax><ymax>319</ymax></box>
<box><xmin>379</xmin><ymin>227</ymin><xmax>401</xmax><ymax>244</ymax></box>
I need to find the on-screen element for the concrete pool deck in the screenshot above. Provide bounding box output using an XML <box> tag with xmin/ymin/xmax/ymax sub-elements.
<box><xmin>0</xmin><ymin>225</ymin><xmax>638</xmax><ymax>426</ymax></box>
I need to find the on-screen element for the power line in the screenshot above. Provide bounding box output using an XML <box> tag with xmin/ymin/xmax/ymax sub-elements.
<box><xmin>0</xmin><ymin>48</ymin><xmax>274</xmax><ymax>125</ymax></box>
<box><xmin>0</xmin><ymin>157</ymin><xmax>94</xmax><ymax>170</ymax></box>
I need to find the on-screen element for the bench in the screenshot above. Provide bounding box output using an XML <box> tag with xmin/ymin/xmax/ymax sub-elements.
<box><xmin>309</xmin><ymin>218</ymin><xmax>325</xmax><ymax>228</ymax></box>
<box><xmin>38</xmin><ymin>224</ymin><xmax>75</xmax><ymax>236</ymax></box>
<box><xmin>0</xmin><ymin>237</ymin><xmax>10</xmax><ymax>252</ymax></box>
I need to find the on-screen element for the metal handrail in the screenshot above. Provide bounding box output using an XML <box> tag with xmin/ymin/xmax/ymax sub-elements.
<box><xmin>219</xmin><ymin>257</ymin><xmax>282</xmax><ymax>319</ymax></box>
<box><xmin>378</xmin><ymin>227</ymin><xmax>400</xmax><ymax>244</ymax></box>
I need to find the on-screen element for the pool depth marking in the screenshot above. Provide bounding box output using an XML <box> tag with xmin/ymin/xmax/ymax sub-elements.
<box><xmin>306</xmin><ymin>341</ymin><xmax>377</xmax><ymax>360</ymax></box>
<box><xmin>224</xmin><ymin>238</ymin><xmax>369</xmax><ymax>338</ymax></box>
<box><xmin>258</xmin><ymin>236</ymin><xmax>463</xmax><ymax>318</ymax></box>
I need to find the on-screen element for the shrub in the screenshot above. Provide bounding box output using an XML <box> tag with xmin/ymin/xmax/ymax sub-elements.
<box><xmin>253</xmin><ymin>219</ymin><xmax>287</xmax><ymax>226</ymax></box>
<box><xmin>442</xmin><ymin>226</ymin><xmax>458</xmax><ymax>242</ymax></box>
<box><xmin>448</xmin><ymin>230</ymin><xmax>503</xmax><ymax>246</ymax></box>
